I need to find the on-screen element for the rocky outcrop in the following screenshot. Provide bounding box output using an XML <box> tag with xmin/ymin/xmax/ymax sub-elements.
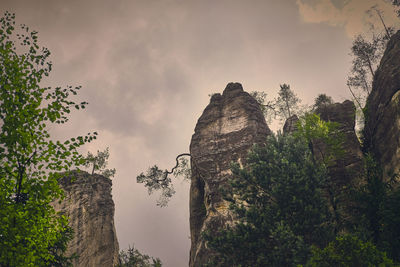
<box><xmin>53</xmin><ymin>171</ymin><xmax>119</xmax><ymax>267</ymax></box>
<box><xmin>314</xmin><ymin>100</ymin><xmax>364</xmax><ymax>227</ymax></box>
<box><xmin>365</xmin><ymin>30</ymin><xmax>400</xmax><ymax>180</ymax></box>
<box><xmin>283</xmin><ymin>114</ymin><xmax>299</xmax><ymax>134</ymax></box>
<box><xmin>315</xmin><ymin>100</ymin><xmax>364</xmax><ymax>182</ymax></box>
<box><xmin>189</xmin><ymin>83</ymin><xmax>271</xmax><ymax>266</ymax></box>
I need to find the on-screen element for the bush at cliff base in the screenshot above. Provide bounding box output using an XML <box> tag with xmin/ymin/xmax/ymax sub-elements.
<box><xmin>306</xmin><ymin>235</ymin><xmax>395</xmax><ymax>267</ymax></box>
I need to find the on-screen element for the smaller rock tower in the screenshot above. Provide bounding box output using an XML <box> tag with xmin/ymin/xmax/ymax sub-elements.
<box><xmin>53</xmin><ymin>171</ymin><xmax>119</xmax><ymax>267</ymax></box>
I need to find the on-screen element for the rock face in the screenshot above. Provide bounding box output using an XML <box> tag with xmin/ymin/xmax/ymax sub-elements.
<box><xmin>189</xmin><ymin>83</ymin><xmax>271</xmax><ymax>266</ymax></box>
<box><xmin>314</xmin><ymin>100</ymin><xmax>364</xmax><ymax>226</ymax></box>
<box><xmin>283</xmin><ymin>114</ymin><xmax>299</xmax><ymax>134</ymax></box>
<box><xmin>53</xmin><ymin>171</ymin><xmax>119</xmax><ymax>267</ymax></box>
<box><xmin>365</xmin><ymin>30</ymin><xmax>400</xmax><ymax>179</ymax></box>
<box><xmin>315</xmin><ymin>100</ymin><xmax>364</xmax><ymax>182</ymax></box>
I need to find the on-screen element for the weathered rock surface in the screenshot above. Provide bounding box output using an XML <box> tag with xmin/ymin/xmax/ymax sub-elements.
<box><xmin>365</xmin><ymin>30</ymin><xmax>400</xmax><ymax>180</ymax></box>
<box><xmin>315</xmin><ymin>100</ymin><xmax>364</xmax><ymax>181</ymax></box>
<box><xmin>53</xmin><ymin>171</ymin><xmax>119</xmax><ymax>267</ymax></box>
<box><xmin>189</xmin><ymin>83</ymin><xmax>271</xmax><ymax>266</ymax></box>
<box><xmin>314</xmin><ymin>100</ymin><xmax>364</xmax><ymax>227</ymax></box>
<box><xmin>283</xmin><ymin>114</ymin><xmax>299</xmax><ymax>134</ymax></box>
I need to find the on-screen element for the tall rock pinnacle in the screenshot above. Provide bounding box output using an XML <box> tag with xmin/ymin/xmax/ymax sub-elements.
<box><xmin>189</xmin><ymin>82</ymin><xmax>271</xmax><ymax>266</ymax></box>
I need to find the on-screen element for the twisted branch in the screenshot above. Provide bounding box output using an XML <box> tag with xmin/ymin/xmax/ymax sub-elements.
<box><xmin>165</xmin><ymin>153</ymin><xmax>191</xmax><ymax>176</ymax></box>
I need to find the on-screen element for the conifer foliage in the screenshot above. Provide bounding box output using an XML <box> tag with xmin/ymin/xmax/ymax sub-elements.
<box><xmin>204</xmin><ymin>133</ymin><xmax>335</xmax><ymax>266</ymax></box>
<box><xmin>205</xmin><ymin>114</ymin><xmax>400</xmax><ymax>266</ymax></box>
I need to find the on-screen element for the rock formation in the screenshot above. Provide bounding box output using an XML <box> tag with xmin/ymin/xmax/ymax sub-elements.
<box><xmin>283</xmin><ymin>114</ymin><xmax>299</xmax><ymax>134</ymax></box>
<box><xmin>53</xmin><ymin>171</ymin><xmax>119</xmax><ymax>267</ymax></box>
<box><xmin>189</xmin><ymin>83</ymin><xmax>271</xmax><ymax>266</ymax></box>
<box><xmin>315</xmin><ymin>100</ymin><xmax>364</xmax><ymax>184</ymax></box>
<box><xmin>364</xmin><ymin>30</ymin><xmax>400</xmax><ymax>180</ymax></box>
<box><xmin>314</xmin><ymin>100</ymin><xmax>364</xmax><ymax>227</ymax></box>
<box><xmin>187</xmin><ymin>30</ymin><xmax>400</xmax><ymax>266</ymax></box>
<box><xmin>282</xmin><ymin>101</ymin><xmax>364</xmax><ymax>185</ymax></box>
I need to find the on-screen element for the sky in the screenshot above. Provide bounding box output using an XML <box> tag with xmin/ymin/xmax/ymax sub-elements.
<box><xmin>1</xmin><ymin>0</ymin><xmax>399</xmax><ymax>266</ymax></box>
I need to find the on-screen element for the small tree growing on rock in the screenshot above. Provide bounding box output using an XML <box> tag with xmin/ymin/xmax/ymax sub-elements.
<box><xmin>313</xmin><ymin>94</ymin><xmax>333</xmax><ymax>110</ymax></box>
<box><xmin>250</xmin><ymin>91</ymin><xmax>277</xmax><ymax>123</ymax></box>
<box><xmin>84</xmin><ymin>147</ymin><xmax>116</xmax><ymax>178</ymax></box>
<box><xmin>118</xmin><ymin>244</ymin><xmax>162</xmax><ymax>267</ymax></box>
<box><xmin>347</xmin><ymin>5</ymin><xmax>396</xmax><ymax>127</ymax></box>
<box><xmin>276</xmin><ymin>83</ymin><xmax>301</xmax><ymax>121</ymax></box>
<box><xmin>251</xmin><ymin>83</ymin><xmax>304</xmax><ymax>124</ymax></box>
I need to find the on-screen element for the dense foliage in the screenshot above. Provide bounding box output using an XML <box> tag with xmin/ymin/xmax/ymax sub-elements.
<box><xmin>355</xmin><ymin>154</ymin><xmax>400</xmax><ymax>263</ymax></box>
<box><xmin>307</xmin><ymin>234</ymin><xmax>394</xmax><ymax>267</ymax></box>
<box><xmin>205</xmin><ymin>113</ymin><xmax>400</xmax><ymax>266</ymax></box>
<box><xmin>0</xmin><ymin>12</ymin><xmax>96</xmax><ymax>266</ymax></box>
<box><xmin>204</xmin><ymin>131</ymin><xmax>335</xmax><ymax>266</ymax></box>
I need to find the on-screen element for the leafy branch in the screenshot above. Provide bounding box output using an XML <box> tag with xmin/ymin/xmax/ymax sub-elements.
<box><xmin>137</xmin><ymin>153</ymin><xmax>191</xmax><ymax>207</ymax></box>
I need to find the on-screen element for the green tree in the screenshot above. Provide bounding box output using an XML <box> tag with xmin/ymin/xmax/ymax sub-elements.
<box><xmin>347</xmin><ymin>33</ymin><xmax>389</xmax><ymax>98</ymax></box>
<box><xmin>0</xmin><ymin>12</ymin><xmax>96</xmax><ymax>266</ymax></box>
<box><xmin>296</xmin><ymin>113</ymin><xmax>356</xmax><ymax>235</ymax></box>
<box><xmin>250</xmin><ymin>91</ymin><xmax>277</xmax><ymax>123</ymax></box>
<box><xmin>380</xmin><ymin>183</ymin><xmax>400</xmax><ymax>262</ymax></box>
<box><xmin>275</xmin><ymin>84</ymin><xmax>301</xmax><ymax>121</ymax></box>
<box><xmin>355</xmin><ymin>154</ymin><xmax>400</xmax><ymax>263</ymax></box>
<box><xmin>84</xmin><ymin>147</ymin><xmax>116</xmax><ymax>178</ymax></box>
<box><xmin>346</xmin><ymin>8</ymin><xmax>395</xmax><ymax>129</ymax></box>
<box><xmin>366</xmin><ymin>5</ymin><xmax>394</xmax><ymax>40</ymax></box>
<box><xmin>346</xmin><ymin>5</ymin><xmax>398</xmax><ymax>135</ymax></box>
<box><xmin>118</xmin><ymin>245</ymin><xmax>162</xmax><ymax>267</ymax></box>
<box><xmin>295</xmin><ymin>113</ymin><xmax>344</xmax><ymax>167</ymax></box>
<box><xmin>307</xmin><ymin>234</ymin><xmax>395</xmax><ymax>267</ymax></box>
<box><xmin>251</xmin><ymin>84</ymin><xmax>304</xmax><ymax>124</ymax></box>
<box><xmin>204</xmin><ymin>133</ymin><xmax>334</xmax><ymax>266</ymax></box>
<box><xmin>313</xmin><ymin>94</ymin><xmax>333</xmax><ymax>110</ymax></box>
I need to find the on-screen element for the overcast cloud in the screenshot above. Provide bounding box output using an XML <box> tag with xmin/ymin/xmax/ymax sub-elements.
<box><xmin>1</xmin><ymin>1</ymin><xmax>399</xmax><ymax>266</ymax></box>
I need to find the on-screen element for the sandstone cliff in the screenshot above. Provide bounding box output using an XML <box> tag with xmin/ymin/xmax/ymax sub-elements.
<box><xmin>282</xmin><ymin>101</ymin><xmax>363</xmax><ymax>185</ymax></box>
<box><xmin>314</xmin><ymin>100</ymin><xmax>364</xmax><ymax>228</ymax></box>
<box><xmin>187</xmin><ymin>29</ymin><xmax>400</xmax><ymax>266</ymax></box>
<box><xmin>189</xmin><ymin>83</ymin><xmax>271</xmax><ymax>267</ymax></box>
<box><xmin>315</xmin><ymin>100</ymin><xmax>364</xmax><ymax>185</ymax></box>
<box><xmin>53</xmin><ymin>171</ymin><xmax>119</xmax><ymax>267</ymax></box>
<box><xmin>281</xmin><ymin>101</ymin><xmax>363</xmax><ymax>230</ymax></box>
<box><xmin>282</xmin><ymin>114</ymin><xmax>299</xmax><ymax>134</ymax></box>
<box><xmin>364</xmin><ymin>30</ymin><xmax>400</xmax><ymax>180</ymax></box>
